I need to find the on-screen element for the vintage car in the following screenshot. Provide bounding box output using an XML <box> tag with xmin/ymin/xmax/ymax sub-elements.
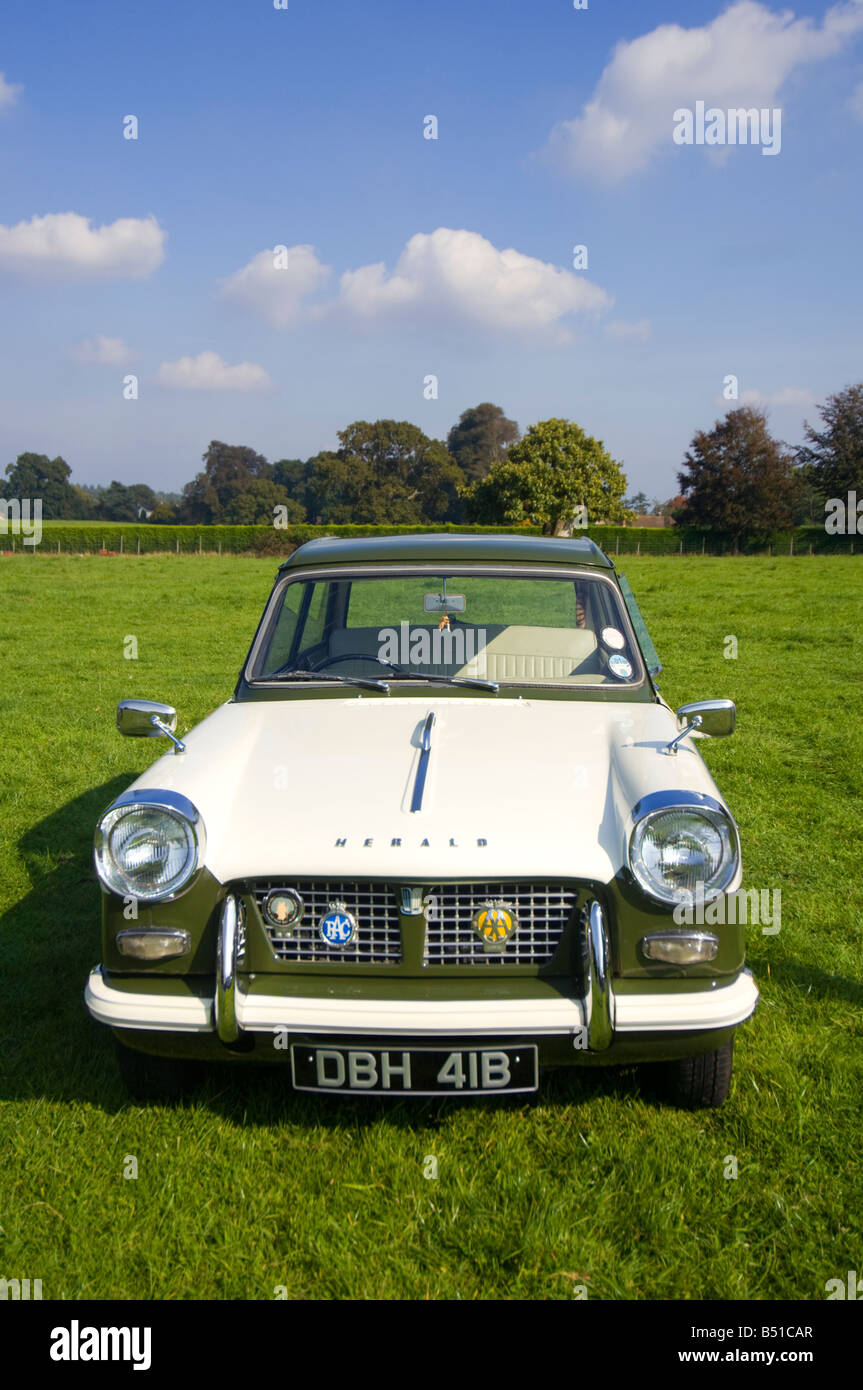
<box><xmin>85</xmin><ymin>533</ymin><xmax>758</xmax><ymax>1105</ymax></box>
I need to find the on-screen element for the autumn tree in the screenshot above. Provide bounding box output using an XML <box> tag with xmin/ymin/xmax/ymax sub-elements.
<box><xmin>676</xmin><ymin>408</ymin><xmax>795</xmax><ymax>541</ymax></box>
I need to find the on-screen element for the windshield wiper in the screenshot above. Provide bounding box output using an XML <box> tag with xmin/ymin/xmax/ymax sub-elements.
<box><xmin>267</xmin><ymin>669</ymin><xmax>389</xmax><ymax>693</ymax></box>
<box><xmin>387</xmin><ymin>673</ymin><xmax>499</xmax><ymax>693</ymax></box>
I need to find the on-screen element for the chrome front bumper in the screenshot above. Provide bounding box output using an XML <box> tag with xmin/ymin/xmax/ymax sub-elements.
<box><xmin>85</xmin><ymin>895</ymin><xmax>759</xmax><ymax>1043</ymax></box>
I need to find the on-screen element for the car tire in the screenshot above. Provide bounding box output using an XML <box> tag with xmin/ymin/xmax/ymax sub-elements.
<box><xmin>656</xmin><ymin>1039</ymin><xmax>734</xmax><ymax>1108</ymax></box>
<box><xmin>113</xmin><ymin>1037</ymin><xmax>200</xmax><ymax>1101</ymax></box>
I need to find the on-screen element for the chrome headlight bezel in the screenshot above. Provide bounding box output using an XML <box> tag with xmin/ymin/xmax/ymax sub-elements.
<box><xmin>94</xmin><ymin>789</ymin><xmax>206</xmax><ymax>902</ymax></box>
<box><xmin>628</xmin><ymin>791</ymin><xmax>740</xmax><ymax>907</ymax></box>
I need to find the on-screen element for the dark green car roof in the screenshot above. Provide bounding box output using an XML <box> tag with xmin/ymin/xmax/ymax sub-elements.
<box><xmin>279</xmin><ymin>532</ymin><xmax>613</xmax><ymax>571</ymax></box>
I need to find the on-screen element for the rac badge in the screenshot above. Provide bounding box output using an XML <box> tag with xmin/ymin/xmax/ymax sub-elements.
<box><xmin>472</xmin><ymin>902</ymin><xmax>519</xmax><ymax>953</ymax></box>
<box><xmin>319</xmin><ymin>904</ymin><xmax>358</xmax><ymax>948</ymax></box>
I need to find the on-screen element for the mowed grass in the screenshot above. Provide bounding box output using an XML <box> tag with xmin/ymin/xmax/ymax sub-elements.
<box><xmin>0</xmin><ymin>553</ymin><xmax>861</xmax><ymax>1301</ymax></box>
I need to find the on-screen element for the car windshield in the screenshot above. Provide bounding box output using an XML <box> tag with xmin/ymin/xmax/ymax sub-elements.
<box><xmin>250</xmin><ymin>570</ymin><xmax>644</xmax><ymax>688</ymax></box>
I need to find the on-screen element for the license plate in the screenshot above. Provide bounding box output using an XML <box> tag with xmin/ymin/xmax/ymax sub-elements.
<box><xmin>290</xmin><ymin>1044</ymin><xmax>538</xmax><ymax>1095</ymax></box>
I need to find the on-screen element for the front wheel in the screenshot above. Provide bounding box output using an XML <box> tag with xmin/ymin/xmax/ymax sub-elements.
<box><xmin>113</xmin><ymin>1037</ymin><xmax>201</xmax><ymax>1102</ymax></box>
<box><xmin>654</xmin><ymin>1039</ymin><xmax>735</xmax><ymax>1108</ymax></box>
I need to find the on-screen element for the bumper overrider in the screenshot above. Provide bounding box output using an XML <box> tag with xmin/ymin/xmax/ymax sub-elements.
<box><xmin>85</xmin><ymin>894</ymin><xmax>760</xmax><ymax>1058</ymax></box>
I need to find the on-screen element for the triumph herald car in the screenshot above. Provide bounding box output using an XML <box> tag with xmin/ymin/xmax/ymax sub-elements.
<box><xmin>85</xmin><ymin>533</ymin><xmax>758</xmax><ymax>1106</ymax></box>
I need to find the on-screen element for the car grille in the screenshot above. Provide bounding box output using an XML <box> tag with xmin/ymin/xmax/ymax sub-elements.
<box><xmin>252</xmin><ymin>880</ymin><xmax>402</xmax><ymax>964</ymax></box>
<box><xmin>250</xmin><ymin>880</ymin><xmax>576</xmax><ymax>966</ymax></box>
<box><xmin>422</xmin><ymin>882</ymin><xmax>575</xmax><ymax>966</ymax></box>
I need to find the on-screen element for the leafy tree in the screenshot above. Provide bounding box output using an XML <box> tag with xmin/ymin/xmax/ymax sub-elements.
<box><xmin>221</xmin><ymin>479</ymin><xmax>305</xmax><ymax>525</ymax></box>
<box><xmin>3</xmin><ymin>452</ymin><xmax>80</xmax><ymax>518</ymax></box>
<box><xmin>797</xmin><ymin>384</ymin><xmax>863</xmax><ymax>500</ymax></box>
<box><xmin>179</xmin><ymin>441</ymin><xmax>273</xmax><ymax>523</ymax></box>
<box><xmin>97</xmin><ymin>480</ymin><xmax>158</xmax><ymax>521</ymax></box>
<box><xmin>148</xmin><ymin>502</ymin><xmax>179</xmax><ymax>524</ymax></box>
<box><xmin>446</xmin><ymin>403</ymin><xmax>519</xmax><ymax>482</ymax></box>
<box><xmin>676</xmin><ymin>408</ymin><xmax>795</xmax><ymax>541</ymax></box>
<box><xmin>462</xmin><ymin>417</ymin><xmax>628</xmax><ymax>534</ymax></box>
<box><xmin>272</xmin><ymin>458</ymin><xmax>312</xmax><ymax>516</ymax></box>
<box><xmin>623</xmin><ymin>491</ymin><xmax>652</xmax><ymax>513</ymax></box>
<box><xmin>308</xmin><ymin>420</ymin><xmax>465</xmax><ymax>524</ymax></box>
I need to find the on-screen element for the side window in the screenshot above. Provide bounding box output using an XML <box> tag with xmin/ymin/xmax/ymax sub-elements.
<box><xmin>617</xmin><ymin>575</ymin><xmax>662</xmax><ymax>675</ymax></box>
<box><xmin>260</xmin><ymin>581</ymin><xmax>332</xmax><ymax>674</ymax></box>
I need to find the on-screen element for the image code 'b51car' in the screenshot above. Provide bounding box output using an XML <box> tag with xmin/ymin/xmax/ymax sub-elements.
<box><xmin>85</xmin><ymin>533</ymin><xmax>758</xmax><ymax>1106</ymax></box>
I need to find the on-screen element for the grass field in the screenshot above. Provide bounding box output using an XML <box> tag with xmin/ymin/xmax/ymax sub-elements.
<box><xmin>1</xmin><ymin>553</ymin><xmax>861</xmax><ymax>1300</ymax></box>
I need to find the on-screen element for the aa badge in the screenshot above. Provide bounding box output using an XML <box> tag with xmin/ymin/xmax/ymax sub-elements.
<box><xmin>472</xmin><ymin>902</ymin><xmax>519</xmax><ymax>953</ymax></box>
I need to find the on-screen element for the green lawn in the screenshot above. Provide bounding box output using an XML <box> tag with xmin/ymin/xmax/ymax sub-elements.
<box><xmin>0</xmin><ymin>553</ymin><xmax>861</xmax><ymax>1300</ymax></box>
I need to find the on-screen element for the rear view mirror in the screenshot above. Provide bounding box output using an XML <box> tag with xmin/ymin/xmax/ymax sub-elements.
<box><xmin>424</xmin><ymin>593</ymin><xmax>466</xmax><ymax>613</ymax></box>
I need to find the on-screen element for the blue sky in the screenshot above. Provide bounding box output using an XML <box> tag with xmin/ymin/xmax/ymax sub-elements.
<box><xmin>1</xmin><ymin>0</ymin><xmax>861</xmax><ymax>498</ymax></box>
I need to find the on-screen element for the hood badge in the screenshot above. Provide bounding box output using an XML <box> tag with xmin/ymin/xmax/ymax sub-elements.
<box><xmin>472</xmin><ymin>902</ymin><xmax>519</xmax><ymax>954</ymax></box>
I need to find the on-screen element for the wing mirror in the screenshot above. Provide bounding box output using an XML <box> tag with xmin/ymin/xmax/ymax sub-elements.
<box><xmin>116</xmin><ymin>699</ymin><xmax>185</xmax><ymax>753</ymax></box>
<box><xmin>663</xmin><ymin>699</ymin><xmax>736</xmax><ymax>756</ymax></box>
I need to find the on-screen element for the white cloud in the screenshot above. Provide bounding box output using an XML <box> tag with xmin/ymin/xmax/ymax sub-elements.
<box><xmin>547</xmin><ymin>0</ymin><xmax>863</xmax><ymax>181</ymax></box>
<box><xmin>221</xmin><ymin>244</ymin><xmax>330</xmax><ymax>327</ymax></box>
<box><xmin>0</xmin><ymin>71</ymin><xmax>22</xmax><ymax>109</ymax></box>
<box><xmin>739</xmin><ymin>385</ymin><xmax>814</xmax><ymax>407</ymax></box>
<box><xmin>69</xmin><ymin>336</ymin><xmax>134</xmax><ymax>366</ymax></box>
<box><xmin>333</xmin><ymin>227</ymin><xmax>611</xmax><ymax>339</ymax></box>
<box><xmin>156</xmin><ymin>351</ymin><xmax>271</xmax><ymax>392</ymax></box>
<box><xmin>849</xmin><ymin>79</ymin><xmax>863</xmax><ymax>117</ymax></box>
<box><xmin>0</xmin><ymin>212</ymin><xmax>165</xmax><ymax>279</ymax></box>
<box><xmin>604</xmin><ymin>318</ymin><xmax>651</xmax><ymax>341</ymax></box>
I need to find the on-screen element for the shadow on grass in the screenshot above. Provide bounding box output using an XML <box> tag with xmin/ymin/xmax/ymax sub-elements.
<box><xmin>3</xmin><ymin>782</ymin><xmax>858</xmax><ymax>1125</ymax></box>
<box><xmin>0</xmin><ymin>776</ymin><xmax>134</xmax><ymax>1110</ymax></box>
<box><xmin>189</xmin><ymin>1059</ymin><xmax>649</xmax><ymax>1134</ymax></box>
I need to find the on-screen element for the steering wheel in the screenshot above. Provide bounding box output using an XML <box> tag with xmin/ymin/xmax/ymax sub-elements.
<box><xmin>307</xmin><ymin>652</ymin><xmax>412</xmax><ymax>676</ymax></box>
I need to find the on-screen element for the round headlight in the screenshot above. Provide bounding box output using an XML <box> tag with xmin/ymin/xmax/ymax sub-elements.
<box><xmin>95</xmin><ymin>797</ymin><xmax>203</xmax><ymax>901</ymax></box>
<box><xmin>629</xmin><ymin>806</ymin><xmax>738</xmax><ymax>905</ymax></box>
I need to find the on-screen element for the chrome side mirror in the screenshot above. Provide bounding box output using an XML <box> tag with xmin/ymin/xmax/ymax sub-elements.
<box><xmin>677</xmin><ymin>699</ymin><xmax>736</xmax><ymax>738</ymax></box>
<box><xmin>116</xmin><ymin>699</ymin><xmax>185</xmax><ymax>753</ymax></box>
<box><xmin>663</xmin><ymin>699</ymin><xmax>736</xmax><ymax>756</ymax></box>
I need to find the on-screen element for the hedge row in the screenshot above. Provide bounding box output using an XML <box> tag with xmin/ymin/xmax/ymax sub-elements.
<box><xmin>7</xmin><ymin>521</ymin><xmax>859</xmax><ymax>556</ymax></box>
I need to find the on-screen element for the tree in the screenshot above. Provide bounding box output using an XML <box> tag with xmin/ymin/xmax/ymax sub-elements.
<box><xmin>308</xmin><ymin>420</ymin><xmax>465</xmax><ymax>524</ymax></box>
<box><xmin>221</xmin><ymin>479</ymin><xmax>305</xmax><ymax>525</ymax></box>
<box><xmin>446</xmin><ymin>403</ymin><xmax>519</xmax><ymax>482</ymax></box>
<box><xmin>676</xmin><ymin>408</ymin><xmax>795</xmax><ymax>541</ymax></box>
<box><xmin>3</xmin><ymin>452</ymin><xmax>80</xmax><ymax>517</ymax></box>
<box><xmin>797</xmin><ymin>384</ymin><xmax>863</xmax><ymax>500</ymax></box>
<box><xmin>97</xmin><ymin>480</ymin><xmax>158</xmax><ymax>521</ymax></box>
<box><xmin>461</xmin><ymin>417</ymin><xmax>628</xmax><ymax>534</ymax></box>
<box><xmin>272</xmin><ymin>458</ymin><xmax>312</xmax><ymax>516</ymax></box>
<box><xmin>623</xmin><ymin>491</ymin><xmax>652</xmax><ymax>513</ymax></box>
<box><xmin>179</xmin><ymin>441</ymin><xmax>273</xmax><ymax>523</ymax></box>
